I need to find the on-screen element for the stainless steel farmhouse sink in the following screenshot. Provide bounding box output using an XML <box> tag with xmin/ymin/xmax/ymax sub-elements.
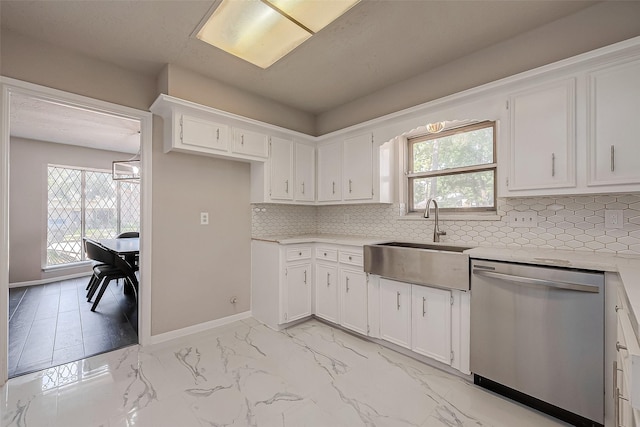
<box><xmin>363</xmin><ymin>242</ymin><xmax>472</xmax><ymax>290</ymax></box>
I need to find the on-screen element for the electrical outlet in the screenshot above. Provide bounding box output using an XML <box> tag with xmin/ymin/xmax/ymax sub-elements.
<box><xmin>200</xmin><ymin>212</ymin><xmax>209</xmax><ymax>225</ymax></box>
<box><xmin>605</xmin><ymin>209</ymin><xmax>623</xmax><ymax>229</ymax></box>
<box><xmin>507</xmin><ymin>211</ymin><xmax>538</xmax><ymax>227</ymax></box>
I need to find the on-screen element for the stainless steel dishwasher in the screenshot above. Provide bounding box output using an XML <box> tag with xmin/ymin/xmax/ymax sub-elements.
<box><xmin>470</xmin><ymin>259</ymin><xmax>605</xmax><ymax>427</ymax></box>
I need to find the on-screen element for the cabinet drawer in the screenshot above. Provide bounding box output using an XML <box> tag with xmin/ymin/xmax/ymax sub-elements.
<box><xmin>316</xmin><ymin>248</ymin><xmax>338</xmax><ymax>262</ymax></box>
<box><xmin>286</xmin><ymin>247</ymin><xmax>312</xmax><ymax>261</ymax></box>
<box><xmin>339</xmin><ymin>251</ymin><xmax>363</xmax><ymax>267</ymax></box>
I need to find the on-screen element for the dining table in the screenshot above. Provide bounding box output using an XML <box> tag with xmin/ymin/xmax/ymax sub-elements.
<box><xmin>99</xmin><ymin>237</ymin><xmax>139</xmax><ymax>294</ymax></box>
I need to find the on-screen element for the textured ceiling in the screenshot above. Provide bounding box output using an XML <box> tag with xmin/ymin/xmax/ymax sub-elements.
<box><xmin>10</xmin><ymin>93</ymin><xmax>141</xmax><ymax>154</ymax></box>
<box><xmin>0</xmin><ymin>0</ymin><xmax>599</xmax><ymax>115</ymax></box>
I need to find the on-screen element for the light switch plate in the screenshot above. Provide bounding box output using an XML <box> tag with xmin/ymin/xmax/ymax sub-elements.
<box><xmin>200</xmin><ymin>212</ymin><xmax>209</xmax><ymax>225</ymax></box>
<box><xmin>604</xmin><ymin>209</ymin><xmax>623</xmax><ymax>229</ymax></box>
<box><xmin>507</xmin><ymin>211</ymin><xmax>539</xmax><ymax>228</ymax></box>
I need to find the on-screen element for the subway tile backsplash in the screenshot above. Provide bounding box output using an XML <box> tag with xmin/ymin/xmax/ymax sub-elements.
<box><xmin>252</xmin><ymin>194</ymin><xmax>640</xmax><ymax>255</ymax></box>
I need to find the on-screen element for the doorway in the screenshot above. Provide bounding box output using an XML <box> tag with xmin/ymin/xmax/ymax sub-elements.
<box><xmin>0</xmin><ymin>78</ymin><xmax>152</xmax><ymax>384</ymax></box>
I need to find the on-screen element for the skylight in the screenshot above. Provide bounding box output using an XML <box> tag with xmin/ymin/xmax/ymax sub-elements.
<box><xmin>196</xmin><ymin>0</ymin><xmax>360</xmax><ymax>69</ymax></box>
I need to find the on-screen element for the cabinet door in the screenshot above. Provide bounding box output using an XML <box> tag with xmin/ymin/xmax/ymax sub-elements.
<box><xmin>379</xmin><ymin>278</ymin><xmax>411</xmax><ymax>349</ymax></box>
<box><xmin>343</xmin><ymin>133</ymin><xmax>373</xmax><ymax>200</ymax></box>
<box><xmin>270</xmin><ymin>137</ymin><xmax>293</xmax><ymax>201</ymax></box>
<box><xmin>180</xmin><ymin>114</ymin><xmax>228</xmax><ymax>152</ymax></box>
<box><xmin>295</xmin><ymin>143</ymin><xmax>315</xmax><ymax>202</ymax></box>
<box><xmin>340</xmin><ymin>268</ymin><xmax>368</xmax><ymax>335</ymax></box>
<box><xmin>283</xmin><ymin>263</ymin><xmax>312</xmax><ymax>323</ymax></box>
<box><xmin>588</xmin><ymin>59</ymin><xmax>640</xmax><ymax>186</ymax></box>
<box><xmin>508</xmin><ymin>79</ymin><xmax>576</xmax><ymax>191</ymax></box>
<box><xmin>315</xmin><ymin>263</ymin><xmax>339</xmax><ymax>323</ymax></box>
<box><xmin>232</xmin><ymin>127</ymin><xmax>269</xmax><ymax>158</ymax></box>
<box><xmin>411</xmin><ymin>285</ymin><xmax>451</xmax><ymax>364</ymax></box>
<box><xmin>317</xmin><ymin>141</ymin><xmax>342</xmax><ymax>201</ymax></box>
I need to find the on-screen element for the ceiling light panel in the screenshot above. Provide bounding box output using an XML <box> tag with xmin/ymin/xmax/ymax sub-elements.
<box><xmin>196</xmin><ymin>0</ymin><xmax>360</xmax><ymax>69</ymax></box>
<box><xmin>267</xmin><ymin>0</ymin><xmax>360</xmax><ymax>33</ymax></box>
<box><xmin>197</xmin><ymin>0</ymin><xmax>311</xmax><ymax>68</ymax></box>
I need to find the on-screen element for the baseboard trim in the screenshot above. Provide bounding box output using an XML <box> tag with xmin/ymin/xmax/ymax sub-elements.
<box><xmin>148</xmin><ymin>311</ymin><xmax>252</xmax><ymax>345</ymax></box>
<box><xmin>9</xmin><ymin>272</ymin><xmax>92</xmax><ymax>288</ymax></box>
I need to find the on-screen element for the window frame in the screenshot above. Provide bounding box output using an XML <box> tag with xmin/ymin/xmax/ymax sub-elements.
<box><xmin>406</xmin><ymin>121</ymin><xmax>497</xmax><ymax>214</ymax></box>
<box><xmin>45</xmin><ymin>164</ymin><xmax>140</xmax><ymax>268</ymax></box>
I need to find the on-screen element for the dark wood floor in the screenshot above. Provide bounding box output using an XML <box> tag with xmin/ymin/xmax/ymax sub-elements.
<box><xmin>8</xmin><ymin>275</ymin><xmax>138</xmax><ymax>378</ymax></box>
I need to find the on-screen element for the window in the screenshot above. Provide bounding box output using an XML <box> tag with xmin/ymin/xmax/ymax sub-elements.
<box><xmin>407</xmin><ymin>121</ymin><xmax>496</xmax><ymax>213</ymax></box>
<box><xmin>47</xmin><ymin>165</ymin><xmax>140</xmax><ymax>267</ymax></box>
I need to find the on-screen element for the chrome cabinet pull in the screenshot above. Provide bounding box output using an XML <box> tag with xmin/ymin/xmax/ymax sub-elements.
<box><xmin>241</xmin><ymin>134</ymin><xmax>244</xmax><ymax>146</ymax></box>
<box><xmin>616</xmin><ymin>305</ymin><xmax>621</xmax><ymax>312</ymax></box>
<box><xmin>303</xmin><ymin>270</ymin><xmax>307</xmax><ymax>284</ymax></box>
<box><xmin>332</xmin><ymin>181</ymin><xmax>335</xmax><ymax>194</ymax></box>
<box><xmin>285</xmin><ymin>180</ymin><xmax>289</xmax><ymax>194</ymax></box>
<box><xmin>327</xmin><ymin>273</ymin><xmax>330</xmax><ymax>286</ymax></box>
<box><xmin>346</xmin><ymin>277</ymin><xmax>350</xmax><ymax>293</ymax></box>
<box><xmin>611</xmin><ymin>145</ymin><xmax>615</xmax><ymax>172</ymax></box>
<box><xmin>301</xmin><ymin>182</ymin><xmax>305</xmax><ymax>195</ymax></box>
<box><xmin>216</xmin><ymin>128</ymin><xmax>220</xmax><ymax>140</ymax></box>
<box><xmin>397</xmin><ymin>291</ymin><xmax>400</xmax><ymax>310</ymax></box>
<box><xmin>616</xmin><ymin>341</ymin><xmax>628</xmax><ymax>352</ymax></box>
<box><xmin>349</xmin><ymin>179</ymin><xmax>353</xmax><ymax>193</ymax></box>
<box><xmin>422</xmin><ymin>297</ymin><xmax>426</xmax><ymax>317</ymax></box>
<box><xmin>551</xmin><ymin>153</ymin><xmax>555</xmax><ymax>177</ymax></box>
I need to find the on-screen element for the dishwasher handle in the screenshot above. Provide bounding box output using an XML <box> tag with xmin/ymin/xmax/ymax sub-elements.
<box><xmin>472</xmin><ymin>268</ymin><xmax>600</xmax><ymax>293</ymax></box>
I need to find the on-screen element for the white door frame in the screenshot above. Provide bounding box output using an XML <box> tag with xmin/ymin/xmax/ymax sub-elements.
<box><xmin>0</xmin><ymin>77</ymin><xmax>153</xmax><ymax>386</ymax></box>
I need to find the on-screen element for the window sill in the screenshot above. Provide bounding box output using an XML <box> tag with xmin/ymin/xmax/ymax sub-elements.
<box><xmin>42</xmin><ymin>261</ymin><xmax>92</xmax><ymax>272</ymax></box>
<box><xmin>397</xmin><ymin>212</ymin><xmax>501</xmax><ymax>221</ymax></box>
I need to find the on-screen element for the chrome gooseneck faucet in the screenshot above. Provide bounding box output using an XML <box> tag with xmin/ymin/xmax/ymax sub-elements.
<box><xmin>424</xmin><ymin>198</ymin><xmax>446</xmax><ymax>242</ymax></box>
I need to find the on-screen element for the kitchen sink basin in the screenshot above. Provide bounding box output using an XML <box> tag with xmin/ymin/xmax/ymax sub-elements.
<box><xmin>363</xmin><ymin>241</ymin><xmax>472</xmax><ymax>290</ymax></box>
<box><xmin>375</xmin><ymin>241</ymin><xmax>470</xmax><ymax>253</ymax></box>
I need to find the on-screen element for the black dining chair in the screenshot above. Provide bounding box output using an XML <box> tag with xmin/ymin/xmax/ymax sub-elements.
<box><xmin>85</xmin><ymin>239</ymin><xmax>138</xmax><ymax>312</ymax></box>
<box><xmin>116</xmin><ymin>231</ymin><xmax>139</xmax><ymax>238</ymax></box>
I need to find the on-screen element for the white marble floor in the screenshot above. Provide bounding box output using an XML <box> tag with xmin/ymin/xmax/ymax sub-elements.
<box><xmin>1</xmin><ymin>317</ymin><xmax>568</xmax><ymax>427</ymax></box>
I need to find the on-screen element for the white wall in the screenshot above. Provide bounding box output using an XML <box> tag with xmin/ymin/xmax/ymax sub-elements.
<box><xmin>150</xmin><ymin>116</ymin><xmax>251</xmax><ymax>335</ymax></box>
<box><xmin>9</xmin><ymin>137</ymin><xmax>136</xmax><ymax>283</ymax></box>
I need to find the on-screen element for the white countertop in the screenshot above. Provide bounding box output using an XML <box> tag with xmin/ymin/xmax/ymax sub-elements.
<box><xmin>252</xmin><ymin>234</ymin><xmax>390</xmax><ymax>246</ymax></box>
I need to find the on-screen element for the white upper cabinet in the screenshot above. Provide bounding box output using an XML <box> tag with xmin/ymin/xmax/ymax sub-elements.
<box><xmin>295</xmin><ymin>143</ymin><xmax>315</xmax><ymax>202</ymax></box>
<box><xmin>317</xmin><ymin>133</ymin><xmax>392</xmax><ymax>205</ymax></box>
<box><xmin>506</xmin><ymin>79</ymin><xmax>576</xmax><ymax>192</ymax></box>
<box><xmin>180</xmin><ymin>114</ymin><xmax>229</xmax><ymax>153</ymax></box>
<box><xmin>317</xmin><ymin>141</ymin><xmax>342</xmax><ymax>202</ymax></box>
<box><xmin>269</xmin><ymin>137</ymin><xmax>294</xmax><ymax>201</ymax></box>
<box><xmin>232</xmin><ymin>127</ymin><xmax>269</xmax><ymax>159</ymax></box>
<box><xmin>151</xmin><ymin>95</ymin><xmax>270</xmax><ymax>162</ymax></box>
<box><xmin>587</xmin><ymin>58</ymin><xmax>640</xmax><ymax>187</ymax></box>
<box><xmin>343</xmin><ymin>133</ymin><xmax>374</xmax><ymax>200</ymax></box>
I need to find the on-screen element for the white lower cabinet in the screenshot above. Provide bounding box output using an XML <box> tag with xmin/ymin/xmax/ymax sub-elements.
<box><xmin>252</xmin><ymin>240</ymin><xmax>469</xmax><ymax>374</ymax></box>
<box><xmin>615</xmin><ymin>279</ymin><xmax>640</xmax><ymax>427</ymax></box>
<box><xmin>411</xmin><ymin>285</ymin><xmax>451</xmax><ymax>364</ymax></box>
<box><xmin>379</xmin><ymin>278</ymin><xmax>412</xmax><ymax>348</ymax></box>
<box><xmin>340</xmin><ymin>268</ymin><xmax>368</xmax><ymax>335</ymax></box>
<box><xmin>284</xmin><ymin>263</ymin><xmax>312</xmax><ymax>323</ymax></box>
<box><xmin>315</xmin><ymin>262</ymin><xmax>339</xmax><ymax>323</ymax></box>
<box><xmin>251</xmin><ymin>241</ymin><xmax>312</xmax><ymax>330</ymax></box>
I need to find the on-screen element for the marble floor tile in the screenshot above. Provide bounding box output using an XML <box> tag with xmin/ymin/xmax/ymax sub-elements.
<box><xmin>1</xmin><ymin>317</ymin><xmax>569</xmax><ymax>427</ymax></box>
